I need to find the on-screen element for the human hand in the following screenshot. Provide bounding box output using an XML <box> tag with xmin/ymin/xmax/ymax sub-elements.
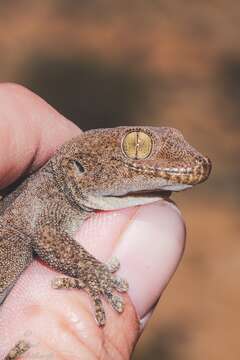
<box><xmin>0</xmin><ymin>84</ymin><xmax>186</xmax><ymax>359</ymax></box>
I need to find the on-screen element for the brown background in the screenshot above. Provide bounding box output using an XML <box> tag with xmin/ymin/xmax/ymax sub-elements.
<box><xmin>0</xmin><ymin>1</ymin><xmax>239</xmax><ymax>359</ymax></box>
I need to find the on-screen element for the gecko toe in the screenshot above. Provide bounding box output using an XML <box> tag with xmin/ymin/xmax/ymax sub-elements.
<box><xmin>52</xmin><ymin>277</ymin><xmax>86</xmax><ymax>289</ymax></box>
<box><xmin>112</xmin><ymin>276</ymin><xmax>129</xmax><ymax>292</ymax></box>
<box><xmin>106</xmin><ymin>256</ymin><xmax>120</xmax><ymax>273</ymax></box>
<box><xmin>106</xmin><ymin>293</ymin><xmax>125</xmax><ymax>313</ymax></box>
<box><xmin>93</xmin><ymin>297</ymin><xmax>106</xmax><ymax>326</ymax></box>
<box><xmin>88</xmin><ymin>287</ymin><xmax>106</xmax><ymax>326</ymax></box>
<box><xmin>5</xmin><ymin>340</ymin><xmax>30</xmax><ymax>360</ymax></box>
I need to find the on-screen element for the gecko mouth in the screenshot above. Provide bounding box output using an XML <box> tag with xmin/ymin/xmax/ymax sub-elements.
<box><xmin>124</xmin><ymin>189</ymin><xmax>172</xmax><ymax>198</ymax></box>
<box><xmin>104</xmin><ymin>189</ymin><xmax>172</xmax><ymax>200</ymax></box>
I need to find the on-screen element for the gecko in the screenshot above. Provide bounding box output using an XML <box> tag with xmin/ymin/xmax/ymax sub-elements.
<box><xmin>0</xmin><ymin>126</ymin><xmax>211</xmax><ymax>359</ymax></box>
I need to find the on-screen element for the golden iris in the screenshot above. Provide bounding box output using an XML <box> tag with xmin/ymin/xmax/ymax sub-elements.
<box><xmin>122</xmin><ymin>131</ymin><xmax>153</xmax><ymax>159</ymax></box>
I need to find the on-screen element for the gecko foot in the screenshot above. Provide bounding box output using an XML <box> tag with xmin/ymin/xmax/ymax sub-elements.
<box><xmin>52</xmin><ymin>257</ymin><xmax>129</xmax><ymax>326</ymax></box>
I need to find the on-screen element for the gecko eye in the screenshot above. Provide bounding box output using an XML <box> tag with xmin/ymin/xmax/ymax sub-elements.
<box><xmin>122</xmin><ymin>130</ymin><xmax>153</xmax><ymax>160</ymax></box>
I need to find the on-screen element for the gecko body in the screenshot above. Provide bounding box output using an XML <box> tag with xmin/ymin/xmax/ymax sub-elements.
<box><xmin>0</xmin><ymin>126</ymin><xmax>211</xmax><ymax>359</ymax></box>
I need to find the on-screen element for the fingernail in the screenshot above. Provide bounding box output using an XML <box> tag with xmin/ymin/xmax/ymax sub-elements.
<box><xmin>113</xmin><ymin>200</ymin><xmax>186</xmax><ymax>319</ymax></box>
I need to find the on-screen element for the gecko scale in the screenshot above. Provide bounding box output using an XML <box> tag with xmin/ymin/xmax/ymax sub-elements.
<box><xmin>0</xmin><ymin>126</ymin><xmax>211</xmax><ymax>359</ymax></box>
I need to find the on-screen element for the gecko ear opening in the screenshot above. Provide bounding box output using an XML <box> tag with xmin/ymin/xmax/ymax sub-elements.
<box><xmin>73</xmin><ymin>160</ymin><xmax>85</xmax><ymax>174</ymax></box>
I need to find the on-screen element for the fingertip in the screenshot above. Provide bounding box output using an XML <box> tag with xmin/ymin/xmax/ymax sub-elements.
<box><xmin>114</xmin><ymin>200</ymin><xmax>186</xmax><ymax>319</ymax></box>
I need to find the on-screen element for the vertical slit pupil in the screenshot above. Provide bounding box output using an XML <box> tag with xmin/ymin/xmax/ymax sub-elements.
<box><xmin>135</xmin><ymin>131</ymin><xmax>139</xmax><ymax>159</ymax></box>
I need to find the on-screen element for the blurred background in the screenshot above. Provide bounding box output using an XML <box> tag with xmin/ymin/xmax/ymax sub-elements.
<box><xmin>0</xmin><ymin>1</ymin><xmax>239</xmax><ymax>359</ymax></box>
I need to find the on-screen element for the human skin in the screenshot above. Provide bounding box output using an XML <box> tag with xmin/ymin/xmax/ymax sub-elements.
<box><xmin>0</xmin><ymin>83</ymin><xmax>185</xmax><ymax>359</ymax></box>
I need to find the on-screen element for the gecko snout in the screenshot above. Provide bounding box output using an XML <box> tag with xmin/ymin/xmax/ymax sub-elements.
<box><xmin>193</xmin><ymin>156</ymin><xmax>212</xmax><ymax>184</ymax></box>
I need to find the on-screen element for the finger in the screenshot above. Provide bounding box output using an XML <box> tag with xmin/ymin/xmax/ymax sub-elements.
<box><xmin>0</xmin><ymin>83</ymin><xmax>80</xmax><ymax>189</ymax></box>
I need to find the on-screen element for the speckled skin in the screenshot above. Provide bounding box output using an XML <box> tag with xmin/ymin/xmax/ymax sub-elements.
<box><xmin>1</xmin><ymin>126</ymin><xmax>211</xmax><ymax>359</ymax></box>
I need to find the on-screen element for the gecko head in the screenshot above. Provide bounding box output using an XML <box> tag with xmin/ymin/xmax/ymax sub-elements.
<box><xmin>117</xmin><ymin>126</ymin><xmax>212</xmax><ymax>190</ymax></box>
<box><xmin>54</xmin><ymin>126</ymin><xmax>211</xmax><ymax>210</ymax></box>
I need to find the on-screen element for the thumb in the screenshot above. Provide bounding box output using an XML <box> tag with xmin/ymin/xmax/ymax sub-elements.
<box><xmin>1</xmin><ymin>201</ymin><xmax>185</xmax><ymax>359</ymax></box>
